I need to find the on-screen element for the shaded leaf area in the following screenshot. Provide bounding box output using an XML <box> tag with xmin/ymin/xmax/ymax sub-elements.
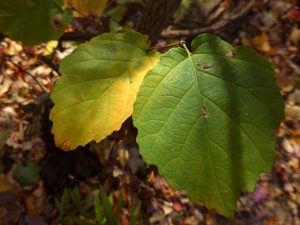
<box><xmin>134</xmin><ymin>34</ymin><xmax>284</xmax><ymax>217</ymax></box>
<box><xmin>12</xmin><ymin>162</ymin><xmax>39</xmax><ymax>187</ymax></box>
<box><xmin>0</xmin><ymin>0</ymin><xmax>72</xmax><ymax>46</ymax></box>
<box><xmin>50</xmin><ymin>31</ymin><xmax>159</xmax><ymax>150</ymax></box>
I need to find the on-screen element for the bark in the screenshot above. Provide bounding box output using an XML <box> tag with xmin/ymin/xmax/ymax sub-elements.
<box><xmin>137</xmin><ymin>0</ymin><xmax>182</xmax><ymax>45</ymax></box>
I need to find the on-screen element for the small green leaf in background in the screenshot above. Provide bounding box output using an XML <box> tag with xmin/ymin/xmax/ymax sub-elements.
<box><xmin>94</xmin><ymin>189</ymin><xmax>122</xmax><ymax>225</ymax></box>
<box><xmin>100</xmin><ymin>189</ymin><xmax>120</xmax><ymax>225</ymax></box>
<box><xmin>0</xmin><ymin>0</ymin><xmax>72</xmax><ymax>46</ymax></box>
<box><xmin>50</xmin><ymin>31</ymin><xmax>160</xmax><ymax>150</ymax></box>
<box><xmin>94</xmin><ymin>191</ymin><xmax>105</xmax><ymax>225</ymax></box>
<box><xmin>12</xmin><ymin>161</ymin><xmax>39</xmax><ymax>186</ymax></box>
<box><xmin>133</xmin><ymin>34</ymin><xmax>284</xmax><ymax>218</ymax></box>
<box><xmin>175</xmin><ymin>0</ymin><xmax>193</xmax><ymax>18</ymax></box>
<box><xmin>107</xmin><ymin>6</ymin><xmax>126</xmax><ymax>31</ymax></box>
<box><xmin>0</xmin><ymin>129</ymin><xmax>10</xmax><ymax>150</ymax></box>
<box><xmin>55</xmin><ymin>187</ymin><xmax>93</xmax><ymax>224</ymax></box>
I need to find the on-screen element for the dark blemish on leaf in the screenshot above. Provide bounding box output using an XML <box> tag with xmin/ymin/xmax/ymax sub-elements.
<box><xmin>202</xmin><ymin>106</ymin><xmax>209</xmax><ymax>118</ymax></box>
<box><xmin>225</xmin><ymin>51</ymin><xmax>236</xmax><ymax>58</ymax></box>
<box><xmin>197</xmin><ymin>62</ymin><xmax>213</xmax><ymax>71</ymax></box>
<box><xmin>202</xmin><ymin>64</ymin><xmax>213</xmax><ymax>70</ymax></box>
<box><xmin>51</xmin><ymin>14</ymin><xmax>63</xmax><ymax>29</ymax></box>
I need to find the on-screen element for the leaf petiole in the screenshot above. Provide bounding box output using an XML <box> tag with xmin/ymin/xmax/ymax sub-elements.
<box><xmin>181</xmin><ymin>41</ymin><xmax>191</xmax><ymax>56</ymax></box>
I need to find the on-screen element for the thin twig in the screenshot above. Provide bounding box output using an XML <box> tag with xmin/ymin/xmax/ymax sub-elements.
<box><xmin>7</xmin><ymin>59</ymin><xmax>48</xmax><ymax>93</ymax></box>
<box><xmin>103</xmin><ymin>0</ymin><xmax>116</xmax><ymax>13</ymax></box>
<box><xmin>147</xmin><ymin>41</ymin><xmax>183</xmax><ymax>51</ymax></box>
<box><xmin>70</xmin><ymin>6</ymin><xmax>87</xmax><ymax>17</ymax></box>
<box><xmin>39</xmin><ymin>56</ymin><xmax>60</xmax><ymax>75</ymax></box>
<box><xmin>59</xmin><ymin>32</ymin><xmax>97</xmax><ymax>41</ymax></box>
<box><xmin>161</xmin><ymin>0</ymin><xmax>257</xmax><ymax>38</ymax></box>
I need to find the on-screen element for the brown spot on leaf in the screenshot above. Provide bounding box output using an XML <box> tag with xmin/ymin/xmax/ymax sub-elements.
<box><xmin>225</xmin><ymin>51</ymin><xmax>236</xmax><ymax>58</ymax></box>
<box><xmin>51</xmin><ymin>14</ymin><xmax>63</xmax><ymax>29</ymax></box>
<box><xmin>197</xmin><ymin>61</ymin><xmax>212</xmax><ymax>71</ymax></box>
<box><xmin>202</xmin><ymin>64</ymin><xmax>213</xmax><ymax>70</ymax></box>
<box><xmin>202</xmin><ymin>106</ymin><xmax>209</xmax><ymax>118</ymax></box>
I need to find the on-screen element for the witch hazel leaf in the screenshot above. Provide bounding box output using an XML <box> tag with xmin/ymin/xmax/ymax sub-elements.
<box><xmin>133</xmin><ymin>34</ymin><xmax>284</xmax><ymax>218</ymax></box>
<box><xmin>0</xmin><ymin>0</ymin><xmax>72</xmax><ymax>46</ymax></box>
<box><xmin>50</xmin><ymin>31</ymin><xmax>159</xmax><ymax>150</ymax></box>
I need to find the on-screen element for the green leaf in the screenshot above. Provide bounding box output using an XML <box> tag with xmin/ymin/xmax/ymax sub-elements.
<box><xmin>100</xmin><ymin>189</ymin><xmax>120</xmax><ymax>225</ymax></box>
<box><xmin>0</xmin><ymin>0</ymin><xmax>72</xmax><ymax>46</ymax></box>
<box><xmin>50</xmin><ymin>32</ymin><xmax>159</xmax><ymax>150</ymax></box>
<box><xmin>12</xmin><ymin>161</ymin><xmax>39</xmax><ymax>186</ymax></box>
<box><xmin>129</xmin><ymin>203</ymin><xmax>141</xmax><ymax>225</ymax></box>
<box><xmin>175</xmin><ymin>0</ymin><xmax>193</xmax><ymax>18</ymax></box>
<box><xmin>133</xmin><ymin>34</ymin><xmax>284</xmax><ymax>218</ymax></box>
<box><xmin>70</xmin><ymin>187</ymin><xmax>81</xmax><ymax>208</ymax></box>
<box><xmin>94</xmin><ymin>191</ymin><xmax>105</xmax><ymax>225</ymax></box>
<box><xmin>0</xmin><ymin>129</ymin><xmax>10</xmax><ymax>150</ymax></box>
<box><xmin>107</xmin><ymin>6</ymin><xmax>126</xmax><ymax>31</ymax></box>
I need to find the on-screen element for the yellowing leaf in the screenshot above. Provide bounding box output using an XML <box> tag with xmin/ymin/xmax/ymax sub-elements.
<box><xmin>66</xmin><ymin>0</ymin><xmax>108</xmax><ymax>16</ymax></box>
<box><xmin>50</xmin><ymin>32</ymin><xmax>159</xmax><ymax>150</ymax></box>
<box><xmin>43</xmin><ymin>41</ymin><xmax>59</xmax><ymax>56</ymax></box>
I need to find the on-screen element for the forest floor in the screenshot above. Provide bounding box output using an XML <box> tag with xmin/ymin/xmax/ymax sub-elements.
<box><xmin>0</xmin><ymin>0</ymin><xmax>300</xmax><ymax>224</ymax></box>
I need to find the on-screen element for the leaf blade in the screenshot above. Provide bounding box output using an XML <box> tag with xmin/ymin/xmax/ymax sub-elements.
<box><xmin>50</xmin><ymin>32</ymin><xmax>159</xmax><ymax>150</ymax></box>
<box><xmin>133</xmin><ymin>34</ymin><xmax>284</xmax><ymax>218</ymax></box>
<box><xmin>0</xmin><ymin>0</ymin><xmax>72</xmax><ymax>45</ymax></box>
